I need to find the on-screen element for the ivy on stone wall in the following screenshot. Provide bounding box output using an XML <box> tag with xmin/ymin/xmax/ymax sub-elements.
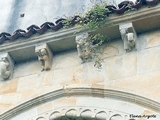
<box><xmin>62</xmin><ymin>2</ymin><xmax>110</xmax><ymax>68</ymax></box>
<box><xmin>62</xmin><ymin>2</ymin><xmax>109</xmax><ymax>30</ymax></box>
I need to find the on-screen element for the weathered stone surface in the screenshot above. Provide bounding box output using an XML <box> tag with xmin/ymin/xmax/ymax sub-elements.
<box><xmin>146</xmin><ymin>30</ymin><xmax>160</xmax><ymax>48</ymax></box>
<box><xmin>76</xmin><ymin>97</ymin><xmax>117</xmax><ymax>109</ymax></box>
<box><xmin>73</xmin><ymin>63</ymin><xmax>105</xmax><ymax>84</ymax></box>
<box><xmin>1</xmin><ymin>28</ymin><xmax>160</xmax><ymax>117</ymax></box>
<box><xmin>17</xmin><ymin>73</ymin><xmax>44</xmax><ymax>92</ymax></box>
<box><xmin>52</xmin><ymin>67</ymin><xmax>74</xmax><ymax>85</ymax></box>
<box><xmin>105</xmin><ymin>52</ymin><xmax>137</xmax><ymax>80</ymax></box>
<box><xmin>14</xmin><ymin>60</ymin><xmax>41</xmax><ymax>78</ymax></box>
<box><xmin>11</xmin><ymin>108</ymin><xmax>37</xmax><ymax>120</ymax></box>
<box><xmin>0</xmin><ymin>93</ymin><xmax>21</xmax><ymax>105</ymax></box>
<box><xmin>112</xmin><ymin>70</ymin><xmax>160</xmax><ymax>101</ymax></box>
<box><xmin>0</xmin><ymin>78</ymin><xmax>18</xmax><ymax>94</ymax></box>
<box><xmin>19</xmin><ymin>89</ymin><xmax>37</xmax><ymax>102</ymax></box>
<box><xmin>37</xmin><ymin>102</ymin><xmax>53</xmax><ymax>115</ymax></box>
<box><xmin>137</xmin><ymin>30</ymin><xmax>160</xmax><ymax>51</ymax></box>
<box><xmin>137</xmin><ymin>47</ymin><xmax>160</xmax><ymax>74</ymax></box>
<box><xmin>0</xmin><ymin>104</ymin><xmax>12</xmax><ymax>112</ymax></box>
<box><xmin>102</xmin><ymin>40</ymin><xmax>125</xmax><ymax>59</ymax></box>
<box><xmin>42</xmin><ymin>71</ymin><xmax>53</xmax><ymax>86</ymax></box>
<box><xmin>52</xmin><ymin>51</ymin><xmax>80</xmax><ymax>70</ymax></box>
<box><xmin>52</xmin><ymin>97</ymin><xmax>77</xmax><ymax>108</ymax></box>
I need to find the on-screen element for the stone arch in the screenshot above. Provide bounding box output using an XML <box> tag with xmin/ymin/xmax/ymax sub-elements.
<box><xmin>0</xmin><ymin>85</ymin><xmax>160</xmax><ymax>120</ymax></box>
<box><xmin>109</xmin><ymin>114</ymin><xmax>123</xmax><ymax>120</ymax></box>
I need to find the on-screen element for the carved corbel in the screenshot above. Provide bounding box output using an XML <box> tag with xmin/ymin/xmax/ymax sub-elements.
<box><xmin>0</xmin><ymin>53</ymin><xmax>14</xmax><ymax>80</ymax></box>
<box><xmin>119</xmin><ymin>22</ymin><xmax>137</xmax><ymax>52</ymax></box>
<box><xmin>75</xmin><ymin>32</ymin><xmax>93</xmax><ymax>62</ymax></box>
<box><xmin>35</xmin><ymin>44</ymin><xmax>53</xmax><ymax>71</ymax></box>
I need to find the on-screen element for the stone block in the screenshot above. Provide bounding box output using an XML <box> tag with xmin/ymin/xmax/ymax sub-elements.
<box><xmin>0</xmin><ymin>104</ymin><xmax>12</xmax><ymax>113</ymax></box>
<box><xmin>13</xmin><ymin>60</ymin><xmax>41</xmax><ymax>78</ymax></box>
<box><xmin>42</xmin><ymin>71</ymin><xmax>54</xmax><ymax>86</ymax></box>
<box><xmin>0</xmin><ymin>93</ymin><xmax>21</xmax><ymax>105</ymax></box>
<box><xmin>112</xmin><ymin>70</ymin><xmax>160</xmax><ymax>101</ymax></box>
<box><xmin>73</xmin><ymin>63</ymin><xmax>105</xmax><ymax>84</ymax></box>
<box><xmin>137</xmin><ymin>47</ymin><xmax>160</xmax><ymax>74</ymax></box>
<box><xmin>37</xmin><ymin>102</ymin><xmax>53</xmax><ymax>115</ymax></box>
<box><xmin>19</xmin><ymin>90</ymin><xmax>37</xmax><ymax>102</ymax></box>
<box><xmin>0</xmin><ymin>78</ymin><xmax>18</xmax><ymax>94</ymax></box>
<box><xmin>52</xmin><ymin>97</ymin><xmax>77</xmax><ymax>109</ymax></box>
<box><xmin>105</xmin><ymin>52</ymin><xmax>137</xmax><ymax>80</ymax></box>
<box><xmin>102</xmin><ymin>40</ymin><xmax>125</xmax><ymax>59</ymax></box>
<box><xmin>17</xmin><ymin>73</ymin><xmax>44</xmax><ymax>92</ymax></box>
<box><xmin>52</xmin><ymin>67</ymin><xmax>74</xmax><ymax>85</ymax></box>
<box><xmin>76</xmin><ymin>97</ymin><xmax>117</xmax><ymax>109</ymax></box>
<box><xmin>137</xmin><ymin>30</ymin><xmax>160</xmax><ymax>51</ymax></box>
<box><xmin>52</xmin><ymin>51</ymin><xmax>80</xmax><ymax>70</ymax></box>
<box><xmin>146</xmin><ymin>30</ymin><xmax>160</xmax><ymax>48</ymax></box>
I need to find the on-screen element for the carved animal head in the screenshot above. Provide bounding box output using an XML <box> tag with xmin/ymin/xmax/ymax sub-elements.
<box><xmin>76</xmin><ymin>33</ymin><xmax>88</xmax><ymax>45</ymax></box>
<box><xmin>120</xmin><ymin>28</ymin><xmax>127</xmax><ymax>35</ymax></box>
<box><xmin>127</xmin><ymin>32</ymin><xmax>134</xmax><ymax>41</ymax></box>
<box><xmin>0</xmin><ymin>57</ymin><xmax>8</xmax><ymax>63</ymax></box>
<box><xmin>40</xmin><ymin>49</ymin><xmax>47</xmax><ymax>56</ymax></box>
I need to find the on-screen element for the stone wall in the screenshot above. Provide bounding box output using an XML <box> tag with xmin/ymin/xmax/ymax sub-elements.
<box><xmin>0</xmin><ymin>29</ymin><xmax>160</xmax><ymax>119</ymax></box>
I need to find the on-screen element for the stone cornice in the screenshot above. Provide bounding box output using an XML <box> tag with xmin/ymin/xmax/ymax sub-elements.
<box><xmin>108</xmin><ymin>3</ymin><xmax>160</xmax><ymax>24</ymax></box>
<box><xmin>0</xmin><ymin>85</ymin><xmax>160</xmax><ymax>119</ymax></box>
<box><xmin>1</xmin><ymin>4</ymin><xmax>160</xmax><ymax>62</ymax></box>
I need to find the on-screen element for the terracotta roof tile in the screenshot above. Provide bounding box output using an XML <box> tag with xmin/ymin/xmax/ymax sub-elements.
<box><xmin>0</xmin><ymin>0</ymin><xmax>159</xmax><ymax>45</ymax></box>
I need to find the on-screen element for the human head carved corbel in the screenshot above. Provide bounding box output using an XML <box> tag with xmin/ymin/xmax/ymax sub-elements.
<box><xmin>35</xmin><ymin>44</ymin><xmax>53</xmax><ymax>71</ymax></box>
<box><xmin>0</xmin><ymin>53</ymin><xmax>14</xmax><ymax>80</ymax></box>
<box><xmin>119</xmin><ymin>22</ymin><xmax>137</xmax><ymax>52</ymax></box>
<box><xmin>76</xmin><ymin>32</ymin><xmax>93</xmax><ymax>62</ymax></box>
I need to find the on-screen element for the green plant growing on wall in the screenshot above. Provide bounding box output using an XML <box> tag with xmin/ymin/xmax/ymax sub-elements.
<box><xmin>62</xmin><ymin>2</ymin><xmax>110</xmax><ymax>68</ymax></box>
<box><xmin>89</xmin><ymin>33</ymin><xmax>109</xmax><ymax>69</ymax></box>
<box><xmin>62</xmin><ymin>17</ymin><xmax>74</xmax><ymax>29</ymax></box>
<box><xmin>62</xmin><ymin>2</ymin><xmax>110</xmax><ymax>30</ymax></box>
<box><xmin>82</xmin><ymin>3</ymin><xmax>109</xmax><ymax>30</ymax></box>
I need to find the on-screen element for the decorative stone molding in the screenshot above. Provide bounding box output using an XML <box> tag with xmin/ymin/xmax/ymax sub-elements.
<box><xmin>0</xmin><ymin>53</ymin><xmax>14</xmax><ymax>80</ymax></box>
<box><xmin>76</xmin><ymin>32</ymin><xmax>93</xmax><ymax>62</ymax></box>
<box><xmin>1</xmin><ymin>85</ymin><xmax>160</xmax><ymax>119</ymax></box>
<box><xmin>35</xmin><ymin>44</ymin><xmax>53</xmax><ymax>71</ymax></box>
<box><xmin>29</xmin><ymin>106</ymin><xmax>129</xmax><ymax>120</ymax></box>
<box><xmin>119</xmin><ymin>22</ymin><xmax>137</xmax><ymax>52</ymax></box>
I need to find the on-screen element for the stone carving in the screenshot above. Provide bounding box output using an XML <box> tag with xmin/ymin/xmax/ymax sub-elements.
<box><xmin>119</xmin><ymin>22</ymin><xmax>137</xmax><ymax>52</ymax></box>
<box><xmin>35</xmin><ymin>44</ymin><xmax>53</xmax><ymax>71</ymax></box>
<box><xmin>29</xmin><ymin>106</ymin><xmax>129</xmax><ymax>120</ymax></box>
<box><xmin>0</xmin><ymin>53</ymin><xmax>14</xmax><ymax>80</ymax></box>
<box><xmin>76</xmin><ymin>32</ymin><xmax>93</xmax><ymax>62</ymax></box>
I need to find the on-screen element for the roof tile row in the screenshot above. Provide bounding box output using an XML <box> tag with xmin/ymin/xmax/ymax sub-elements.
<box><xmin>0</xmin><ymin>0</ymin><xmax>159</xmax><ymax>45</ymax></box>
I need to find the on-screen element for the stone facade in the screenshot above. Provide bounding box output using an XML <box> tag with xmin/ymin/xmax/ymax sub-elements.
<box><xmin>0</xmin><ymin>29</ymin><xmax>160</xmax><ymax>119</ymax></box>
<box><xmin>0</xmin><ymin>0</ymin><xmax>160</xmax><ymax>120</ymax></box>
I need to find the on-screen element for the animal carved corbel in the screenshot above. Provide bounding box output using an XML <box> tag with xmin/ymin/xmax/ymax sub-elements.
<box><xmin>119</xmin><ymin>22</ymin><xmax>137</xmax><ymax>52</ymax></box>
<box><xmin>76</xmin><ymin>33</ymin><xmax>92</xmax><ymax>62</ymax></box>
<box><xmin>0</xmin><ymin>58</ymin><xmax>10</xmax><ymax>79</ymax></box>
<box><xmin>0</xmin><ymin>53</ymin><xmax>14</xmax><ymax>80</ymax></box>
<box><xmin>35</xmin><ymin>44</ymin><xmax>53</xmax><ymax>71</ymax></box>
